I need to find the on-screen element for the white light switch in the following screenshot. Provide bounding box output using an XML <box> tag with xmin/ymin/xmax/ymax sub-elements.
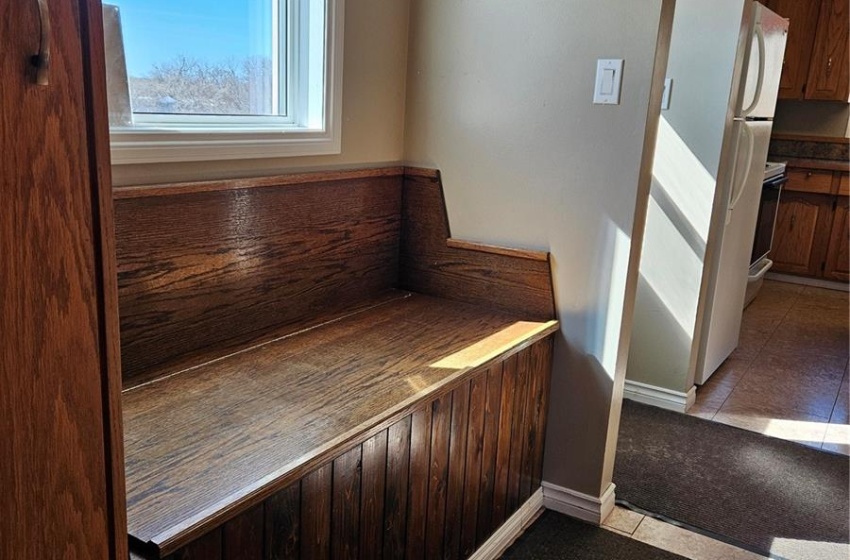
<box><xmin>661</xmin><ymin>78</ymin><xmax>673</xmax><ymax>110</ymax></box>
<box><xmin>593</xmin><ymin>59</ymin><xmax>623</xmax><ymax>105</ymax></box>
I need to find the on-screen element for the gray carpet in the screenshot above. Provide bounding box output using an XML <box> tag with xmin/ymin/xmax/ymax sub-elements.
<box><xmin>615</xmin><ymin>400</ymin><xmax>850</xmax><ymax>559</ymax></box>
<box><xmin>500</xmin><ymin>510</ymin><xmax>687</xmax><ymax>559</ymax></box>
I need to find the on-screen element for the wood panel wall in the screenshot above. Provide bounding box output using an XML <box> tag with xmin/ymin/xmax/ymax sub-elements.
<box><xmin>400</xmin><ymin>169</ymin><xmax>556</xmax><ymax>321</ymax></box>
<box><xmin>152</xmin><ymin>338</ymin><xmax>553</xmax><ymax>560</ymax></box>
<box><xmin>114</xmin><ymin>171</ymin><xmax>404</xmax><ymax>385</ymax></box>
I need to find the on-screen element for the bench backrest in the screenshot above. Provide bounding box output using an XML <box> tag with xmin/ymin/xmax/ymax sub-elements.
<box><xmin>114</xmin><ymin>170</ymin><xmax>403</xmax><ymax>385</ymax></box>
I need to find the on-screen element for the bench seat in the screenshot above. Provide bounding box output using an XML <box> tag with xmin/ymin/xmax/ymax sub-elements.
<box><xmin>123</xmin><ymin>290</ymin><xmax>558</xmax><ymax>555</ymax></box>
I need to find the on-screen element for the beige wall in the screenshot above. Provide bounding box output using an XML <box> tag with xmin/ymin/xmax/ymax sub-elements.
<box><xmin>111</xmin><ymin>0</ymin><xmax>411</xmax><ymax>187</ymax></box>
<box><xmin>403</xmin><ymin>0</ymin><xmax>671</xmax><ymax>496</ymax></box>
<box><xmin>773</xmin><ymin>100</ymin><xmax>850</xmax><ymax>138</ymax></box>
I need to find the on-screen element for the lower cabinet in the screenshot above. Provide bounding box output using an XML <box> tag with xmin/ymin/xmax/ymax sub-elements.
<box><xmin>771</xmin><ymin>167</ymin><xmax>849</xmax><ymax>282</ymax></box>
<box><xmin>160</xmin><ymin>338</ymin><xmax>553</xmax><ymax>560</ymax></box>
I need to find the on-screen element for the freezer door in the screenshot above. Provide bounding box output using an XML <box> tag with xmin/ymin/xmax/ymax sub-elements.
<box><xmin>695</xmin><ymin>120</ymin><xmax>773</xmax><ymax>384</ymax></box>
<box><xmin>736</xmin><ymin>2</ymin><xmax>789</xmax><ymax>119</ymax></box>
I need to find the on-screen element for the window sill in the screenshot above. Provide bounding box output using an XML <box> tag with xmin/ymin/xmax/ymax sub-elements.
<box><xmin>109</xmin><ymin>127</ymin><xmax>341</xmax><ymax>165</ymax></box>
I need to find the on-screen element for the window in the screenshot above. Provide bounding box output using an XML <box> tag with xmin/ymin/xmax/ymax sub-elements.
<box><xmin>107</xmin><ymin>0</ymin><xmax>343</xmax><ymax>164</ymax></box>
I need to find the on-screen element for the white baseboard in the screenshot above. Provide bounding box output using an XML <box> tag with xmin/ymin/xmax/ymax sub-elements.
<box><xmin>541</xmin><ymin>481</ymin><xmax>616</xmax><ymax>525</ymax></box>
<box><xmin>468</xmin><ymin>488</ymin><xmax>544</xmax><ymax>560</ymax></box>
<box><xmin>623</xmin><ymin>379</ymin><xmax>696</xmax><ymax>413</ymax></box>
<box><xmin>766</xmin><ymin>272</ymin><xmax>849</xmax><ymax>292</ymax></box>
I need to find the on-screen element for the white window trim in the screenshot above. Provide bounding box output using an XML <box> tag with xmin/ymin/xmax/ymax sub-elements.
<box><xmin>109</xmin><ymin>0</ymin><xmax>344</xmax><ymax>165</ymax></box>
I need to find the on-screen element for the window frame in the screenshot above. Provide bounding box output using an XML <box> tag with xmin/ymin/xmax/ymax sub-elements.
<box><xmin>108</xmin><ymin>0</ymin><xmax>344</xmax><ymax>165</ymax></box>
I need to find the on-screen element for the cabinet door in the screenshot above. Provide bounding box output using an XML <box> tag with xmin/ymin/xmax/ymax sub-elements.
<box><xmin>764</xmin><ymin>0</ymin><xmax>822</xmax><ymax>99</ymax></box>
<box><xmin>0</xmin><ymin>1</ymin><xmax>126</xmax><ymax>559</ymax></box>
<box><xmin>771</xmin><ymin>192</ymin><xmax>833</xmax><ymax>276</ymax></box>
<box><xmin>824</xmin><ymin>197</ymin><xmax>849</xmax><ymax>281</ymax></box>
<box><xmin>805</xmin><ymin>0</ymin><xmax>850</xmax><ymax>101</ymax></box>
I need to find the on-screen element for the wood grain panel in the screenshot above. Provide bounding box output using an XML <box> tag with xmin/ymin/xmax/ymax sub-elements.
<box><xmin>772</xmin><ymin>191</ymin><xmax>833</xmax><ymax>276</ymax></box>
<box><xmin>156</xmin><ymin>335</ymin><xmax>555</xmax><ymax>560</ymax></box>
<box><xmin>492</xmin><ymin>354</ymin><xmax>518</xmax><ymax>528</ymax></box>
<box><xmin>507</xmin><ymin>349</ymin><xmax>531</xmax><ymax>512</ymax></box>
<box><xmin>519</xmin><ymin>347</ymin><xmax>539</xmax><ymax>503</ymax></box>
<box><xmin>332</xmin><ymin>446</ymin><xmax>362</xmax><ymax>560</ymax></box>
<box><xmin>400</xmin><ymin>170</ymin><xmax>556</xmax><ymax>321</ymax></box>
<box><xmin>805</xmin><ymin>0</ymin><xmax>850</xmax><ymax>101</ymax></box>
<box><xmin>123</xmin><ymin>294</ymin><xmax>557</xmax><ymax>555</ymax></box>
<box><xmin>265</xmin><ymin>482</ymin><xmax>301</xmax><ymax>560</ymax></box>
<box><xmin>425</xmin><ymin>395</ymin><xmax>452</xmax><ymax>559</ymax></box>
<box><xmin>0</xmin><ymin>1</ymin><xmax>124</xmax><ymax>559</ymax></box>
<box><xmin>300</xmin><ymin>464</ymin><xmax>332</xmax><ymax>560</ymax></box>
<box><xmin>477</xmin><ymin>364</ymin><xmax>504</xmax><ymax>546</ymax></box>
<box><xmin>406</xmin><ymin>407</ymin><xmax>433</xmax><ymax>560</ymax></box>
<box><xmin>764</xmin><ymin>0</ymin><xmax>822</xmax><ymax>99</ymax></box>
<box><xmin>444</xmin><ymin>382</ymin><xmax>471</xmax><ymax>560</ymax></box>
<box><xmin>460</xmin><ymin>374</ymin><xmax>487</xmax><ymax>557</ymax></box>
<box><xmin>360</xmin><ymin>430</ymin><xmax>388</xmax><ymax>559</ymax></box>
<box><xmin>824</xmin><ymin>198</ymin><xmax>849</xmax><ymax>282</ymax></box>
<box><xmin>839</xmin><ymin>173</ymin><xmax>849</xmax><ymax>196</ymax></box>
<box><xmin>169</xmin><ymin>528</ymin><xmax>222</xmax><ymax>560</ymax></box>
<box><xmin>223</xmin><ymin>505</ymin><xmax>263</xmax><ymax>560</ymax></box>
<box><xmin>383</xmin><ymin>417</ymin><xmax>411</xmax><ymax>559</ymax></box>
<box><xmin>530</xmin><ymin>338</ymin><xmax>554</xmax><ymax>490</ymax></box>
<box><xmin>786</xmin><ymin>168</ymin><xmax>835</xmax><ymax>194</ymax></box>
<box><xmin>115</xmin><ymin>174</ymin><xmax>403</xmax><ymax>383</ymax></box>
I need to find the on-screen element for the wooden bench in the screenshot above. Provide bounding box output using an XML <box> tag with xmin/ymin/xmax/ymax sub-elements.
<box><xmin>116</xmin><ymin>167</ymin><xmax>558</xmax><ymax>559</ymax></box>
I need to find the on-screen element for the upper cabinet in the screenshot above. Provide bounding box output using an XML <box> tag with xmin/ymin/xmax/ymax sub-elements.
<box><xmin>765</xmin><ymin>0</ymin><xmax>850</xmax><ymax>102</ymax></box>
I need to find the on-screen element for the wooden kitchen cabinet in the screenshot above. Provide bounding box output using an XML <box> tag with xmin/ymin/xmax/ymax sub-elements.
<box><xmin>765</xmin><ymin>0</ymin><xmax>822</xmax><ymax>99</ymax></box>
<box><xmin>772</xmin><ymin>191</ymin><xmax>834</xmax><ymax>276</ymax></box>
<box><xmin>765</xmin><ymin>0</ymin><xmax>850</xmax><ymax>101</ymax></box>
<box><xmin>805</xmin><ymin>0</ymin><xmax>850</xmax><ymax>101</ymax></box>
<box><xmin>824</xmin><ymin>197</ymin><xmax>849</xmax><ymax>281</ymax></box>
<box><xmin>772</xmin><ymin>166</ymin><xmax>850</xmax><ymax>281</ymax></box>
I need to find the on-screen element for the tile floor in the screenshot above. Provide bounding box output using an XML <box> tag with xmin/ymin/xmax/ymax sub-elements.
<box><xmin>687</xmin><ymin>280</ymin><xmax>849</xmax><ymax>454</ymax></box>
<box><xmin>602</xmin><ymin>506</ymin><xmax>765</xmax><ymax>560</ymax></box>
<box><xmin>597</xmin><ymin>280</ymin><xmax>848</xmax><ymax>560</ymax></box>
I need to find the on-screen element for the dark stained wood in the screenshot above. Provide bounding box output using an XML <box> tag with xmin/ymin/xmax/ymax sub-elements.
<box><xmin>460</xmin><ymin>374</ymin><xmax>487</xmax><ymax>557</ymax></box>
<box><xmin>446</xmin><ymin>239</ymin><xmax>550</xmax><ymax>262</ymax></box>
<box><xmin>425</xmin><ymin>395</ymin><xmax>452</xmax><ymax>560</ymax></box>
<box><xmin>507</xmin><ymin>349</ymin><xmax>531</xmax><ymax>512</ymax></box>
<box><xmin>444</xmin><ymin>382</ymin><xmax>471</xmax><ymax>560</ymax></box>
<box><xmin>123</xmin><ymin>294</ymin><xmax>557</xmax><ymax>555</ymax></box>
<box><xmin>266</xmin><ymin>482</ymin><xmax>301</xmax><ymax>560</ymax></box>
<box><xmin>764</xmin><ymin>0</ymin><xmax>822</xmax><ymax>99</ymax></box>
<box><xmin>400</xmin><ymin>170</ymin><xmax>556</xmax><ymax>321</ymax></box>
<box><xmin>824</xmin><ymin>197</ymin><xmax>850</xmax><ymax>282</ymax></box>
<box><xmin>155</xmin><ymin>335</ymin><xmax>555</xmax><ymax>560</ymax></box>
<box><xmin>477</xmin><ymin>364</ymin><xmax>504</xmax><ymax>546</ymax></box>
<box><xmin>223</xmin><ymin>504</ymin><xmax>263</xmax><ymax>560</ymax></box>
<box><xmin>115</xmin><ymin>174</ymin><xmax>403</xmax><ymax>384</ymax></box>
<box><xmin>360</xmin><ymin>430</ymin><xmax>388</xmax><ymax>559</ymax></box>
<box><xmin>114</xmin><ymin>167</ymin><xmax>405</xmax><ymax>199</ymax></box>
<box><xmin>530</xmin><ymin>338</ymin><xmax>554</xmax><ymax>490</ymax></box>
<box><xmin>405</xmin><ymin>407</ymin><xmax>433</xmax><ymax>560</ymax></box>
<box><xmin>171</xmin><ymin>528</ymin><xmax>222</xmax><ymax>560</ymax></box>
<box><xmin>492</xmin><ymin>354</ymin><xmax>518</xmax><ymax>529</ymax></box>
<box><xmin>383</xmin><ymin>416</ymin><xmax>411</xmax><ymax>559</ymax></box>
<box><xmin>519</xmin><ymin>347</ymin><xmax>539</xmax><ymax>503</ymax></box>
<box><xmin>805</xmin><ymin>0</ymin><xmax>850</xmax><ymax>101</ymax></box>
<box><xmin>300</xmin><ymin>464</ymin><xmax>332</xmax><ymax>560</ymax></box>
<box><xmin>332</xmin><ymin>446</ymin><xmax>362</xmax><ymax>560</ymax></box>
<box><xmin>1</xmin><ymin>1</ymin><xmax>125</xmax><ymax>559</ymax></box>
<box><xmin>772</xmin><ymin>191</ymin><xmax>834</xmax><ymax>276</ymax></box>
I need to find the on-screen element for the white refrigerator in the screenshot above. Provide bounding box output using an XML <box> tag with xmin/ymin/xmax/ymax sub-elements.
<box><xmin>693</xmin><ymin>2</ymin><xmax>788</xmax><ymax>384</ymax></box>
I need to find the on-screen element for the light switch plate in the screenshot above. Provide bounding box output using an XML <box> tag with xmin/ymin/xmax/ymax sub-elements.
<box><xmin>661</xmin><ymin>78</ymin><xmax>673</xmax><ymax>110</ymax></box>
<box><xmin>593</xmin><ymin>59</ymin><xmax>623</xmax><ymax>105</ymax></box>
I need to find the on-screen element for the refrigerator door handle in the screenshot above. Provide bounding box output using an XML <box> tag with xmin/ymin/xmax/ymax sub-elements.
<box><xmin>727</xmin><ymin>123</ymin><xmax>755</xmax><ymax>224</ymax></box>
<box><xmin>741</xmin><ymin>22</ymin><xmax>766</xmax><ymax>117</ymax></box>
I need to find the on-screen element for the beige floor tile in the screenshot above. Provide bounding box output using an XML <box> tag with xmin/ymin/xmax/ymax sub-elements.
<box><xmin>713</xmin><ymin>400</ymin><xmax>829</xmax><ymax>448</ymax></box>
<box><xmin>797</xmin><ymin>285</ymin><xmax>850</xmax><ymax>311</ymax></box>
<box><xmin>830</xmin><ymin>369</ymin><xmax>849</xmax><ymax>424</ymax></box>
<box><xmin>631</xmin><ymin>517</ymin><xmax>766</xmax><ymax>560</ymax></box>
<box><xmin>765</xmin><ymin>307</ymin><xmax>849</xmax><ymax>359</ymax></box>
<box><xmin>723</xmin><ymin>352</ymin><xmax>846</xmax><ymax>418</ymax></box>
<box><xmin>822</xmin><ymin>423</ymin><xmax>850</xmax><ymax>456</ymax></box>
<box><xmin>601</xmin><ymin>506</ymin><xmax>644</xmax><ymax>535</ymax></box>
